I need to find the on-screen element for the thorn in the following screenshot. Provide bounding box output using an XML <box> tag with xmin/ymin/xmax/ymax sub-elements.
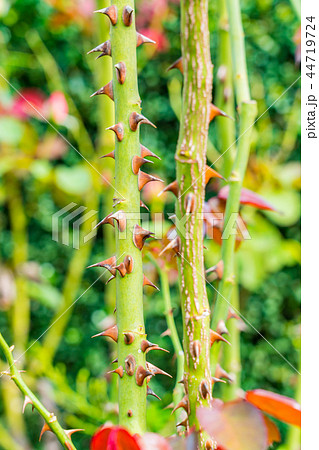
<box><xmin>140</xmin><ymin>200</ymin><xmax>149</xmax><ymax>211</ymax></box>
<box><xmin>216</xmin><ymin>319</ymin><xmax>229</xmax><ymax>336</ymax></box>
<box><xmin>114</xmin><ymin>262</ymin><xmax>127</xmax><ymax>277</ymax></box>
<box><xmin>136</xmin><ymin>365</ymin><xmax>153</xmax><ymax>386</ymax></box>
<box><xmin>95</xmin><ymin>5</ymin><xmax>118</xmax><ymax>25</ymax></box>
<box><xmin>109</xmin><ymin>210</ymin><xmax>126</xmax><ymax>232</ymax></box>
<box><xmin>124</xmin><ymin>332</ymin><xmax>135</xmax><ymax>345</ymax></box>
<box><xmin>160</xmin><ymin>329</ymin><xmax>171</xmax><ymax>338</ymax></box>
<box><xmin>114</xmin><ymin>62</ymin><xmax>126</xmax><ymax>84</ymax></box>
<box><xmin>147</xmin><ymin>386</ymin><xmax>161</xmax><ymax>400</ymax></box>
<box><xmin>205</xmin><ymin>165</ymin><xmax>225</xmax><ymax>184</ymax></box>
<box><xmin>132</xmin><ymin>156</ymin><xmax>153</xmax><ymax>175</ymax></box>
<box><xmin>215</xmin><ymin>363</ymin><xmax>233</xmax><ymax>382</ymax></box>
<box><xmin>206</xmin><ymin>260</ymin><xmax>224</xmax><ymax>280</ymax></box>
<box><xmin>129</xmin><ymin>112</ymin><xmax>157</xmax><ymax>132</ymax></box>
<box><xmin>94</xmin><ymin>213</ymin><xmax>115</xmax><ymax>230</ymax></box>
<box><xmin>143</xmin><ymin>274</ymin><xmax>159</xmax><ymax>290</ymax></box>
<box><xmin>136</xmin><ymin>32</ymin><xmax>156</xmax><ymax>47</ymax></box>
<box><xmin>184</xmin><ymin>192</ymin><xmax>196</xmax><ymax>214</ymax></box>
<box><xmin>124</xmin><ymin>255</ymin><xmax>134</xmax><ymax>273</ymax></box>
<box><xmin>133</xmin><ymin>224</ymin><xmax>154</xmax><ymax>250</ymax></box>
<box><xmin>39</xmin><ymin>422</ymin><xmax>51</xmax><ymax>441</ymax></box>
<box><xmin>138</xmin><ymin>171</ymin><xmax>163</xmax><ymax>191</ymax></box>
<box><xmin>209</xmin><ymin>103</ymin><xmax>233</xmax><ymax>122</ymax></box>
<box><xmin>113</xmin><ymin>197</ymin><xmax>125</xmax><ymax>208</ymax></box>
<box><xmin>122</xmin><ymin>5</ymin><xmax>134</xmax><ymax>26</ymax></box>
<box><xmin>22</xmin><ymin>395</ymin><xmax>33</xmax><ymax>413</ymax></box>
<box><xmin>176</xmin><ymin>418</ymin><xmax>188</xmax><ymax>428</ymax></box>
<box><xmin>106</xmin><ymin>123</ymin><xmax>124</xmax><ymax>142</ymax></box>
<box><xmin>125</xmin><ymin>354</ymin><xmax>136</xmax><ymax>376</ymax></box>
<box><xmin>106</xmin><ymin>274</ymin><xmax>116</xmax><ymax>285</ymax></box>
<box><xmin>141</xmin><ymin>339</ymin><xmax>168</xmax><ymax>353</ymax></box>
<box><xmin>199</xmin><ymin>380</ymin><xmax>210</xmax><ymax>400</ymax></box>
<box><xmin>159</xmin><ymin>236</ymin><xmax>181</xmax><ymax>256</ymax></box>
<box><xmin>190</xmin><ymin>340</ymin><xmax>201</xmax><ymax>359</ymax></box>
<box><xmin>167</xmin><ymin>56</ymin><xmax>183</xmax><ymax>74</ymax></box>
<box><xmin>108</xmin><ymin>366</ymin><xmax>124</xmax><ymax>378</ymax></box>
<box><xmin>64</xmin><ymin>429</ymin><xmax>84</xmax><ymax>440</ymax></box>
<box><xmin>92</xmin><ymin>324</ymin><xmax>118</xmax><ymax>342</ymax></box>
<box><xmin>227</xmin><ymin>308</ymin><xmax>240</xmax><ymax>320</ymax></box>
<box><xmin>172</xmin><ymin>396</ymin><xmax>189</xmax><ymax>415</ymax></box>
<box><xmin>140</xmin><ymin>144</ymin><xmax>161</xmax><ymax>160</ymax></box>
<box><xmin>212</xmin><ymin>376</ymin><xmax>226</xmax><ymax>384</ymax></box>
<box><xmin>146</xmin><ymin>362</ymin><xmax>172</xmax><ymax>378</ymax></box>
<box><xmin>210</xmin><ymin>329</ymin><xmax>230</xmax><ymax>346</ymax></box>
<box><xmin>158</xmin><ymin>180</ymin><xmax>178</xmax><ymax>197</ymax></box>
<box><xmin>90</xmin><ymin>81</ymin><xmax>114</xmax><ymax>101</ymax></box>
<box><xmin>87</xmin><ymin>40</ymin><xmax>112</xmax><ymax>57</ymax></box>
<box><xmin>87</xmin><ymin>256</ymin><xmax>117</xmax><ymax>275</ymax></box>
<box><xmin>100</xmin><ymin>150</ymin><xmax>115</xmax><ymax>159</ymax></box>
<box><xmin>111</xmin><ymin>357</ymin><xmax>118</xmax><ymax>364</ymax></box>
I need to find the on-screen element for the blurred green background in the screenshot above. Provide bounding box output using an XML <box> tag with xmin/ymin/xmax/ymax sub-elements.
<box><xmin>0</xmin><ymin>0</ymin><xmax>300</xmax><ymax>448</ymax></box>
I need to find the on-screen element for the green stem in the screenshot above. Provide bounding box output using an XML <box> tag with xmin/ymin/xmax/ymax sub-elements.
<box><xmin>148</xmin><ymin>256</ymin><xmax>184</xmax><ymax>424</ymax></box>
<box><xmin>176</xmin><ymin>0</ymin><xmax>212</xmax><ymax>444</ymax></box>
<box><xmin>211</xmin><ymin>0</ymin><xmax>257</xmax><ymax>369</ymax></box>
<box><xmin>0</xmin><ymin>333</ymin><xmax>76</xmax><ymax>449</ymax></box>
<box><xmin>107</xmin><ymin>0</ymin><xmax>148</xmax><ymax>433</ymax></box>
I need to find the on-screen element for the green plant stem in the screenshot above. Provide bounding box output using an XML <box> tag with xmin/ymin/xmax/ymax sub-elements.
<box><xmin>110</xmin><ymin>0</ymin><xmax>146</xmax><ymax>433</ymax></box>
<box><xmin>211</xmin><ymin>0</ymin><xmax>257</xmax><ymax>364</ymax></box>
<box><xmin>215</xmin><ymin>0</ymin><xmax>236</xmax><ymax>179</ymax></box>
<box><xmin>0</xmin><ymin>333</ymin><xmax>76</xmax><ymax>449</ymax></box>
<box><xmin>148</xmin><ymin>256</ymin><xmax>184</xmax><ymax>424</ymax></box>
<box><xmin>176</xmin><ymin>0</ymin><xmax>212</xmax><ymax>444</ymax></box>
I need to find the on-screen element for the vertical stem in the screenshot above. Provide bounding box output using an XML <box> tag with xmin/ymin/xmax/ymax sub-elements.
<box><xmin>110</xmin><ymin>1</ymin><xmax>146</xmax><ymax>433</ymax></box>
<box><xmin>211</xmin><ymin>0</ymin><xmax>257</xmax><ymax>337</ymax></box>
<box><xmin>176</xmin><ymin>0</ymin><xmax>212</xmax><ymax>444</ymax></box>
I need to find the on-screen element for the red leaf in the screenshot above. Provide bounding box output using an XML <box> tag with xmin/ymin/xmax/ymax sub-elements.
<box><xmin>218</xmin><ymin>186</ymin><xmax>277</xmax><ymax>212</ymax></box>
<box><xmin>245</xmin><ymin>389</ymin><xmax>301</xmax><ymax>427</ymax></box>
<box><xmin>90</xmin><ymin>425</ymin><xmax>142</xmax><ymax>450</ymax></box>
<box><xmin>197</xmin><ymin>399</ymin><xmax>268</xmax><ymax>450</ymax></box>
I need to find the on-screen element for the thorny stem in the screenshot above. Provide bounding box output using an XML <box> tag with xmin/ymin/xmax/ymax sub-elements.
<box><xmin>0</xmin><ymin>332</ymin><xmax>76</xmax><ymax>449</ymax></box>
<box><xmin>109</xmin><ymin>0</ymin><xmax>146</xmax><ymax>433</ymax></box>
<box><xmin>176</xmin><ymin>0</ymin><xmax>213</xmax><ymax>444</ymax></box>
<box><xmin>211</xmin><ymin>0</ymin><xmax>257</xmax><ymax>362</ymax></box>
<box><xmin>149</xmin><ymin>256</ymin><xmax>184</xmax><ymax>425</ymax></box>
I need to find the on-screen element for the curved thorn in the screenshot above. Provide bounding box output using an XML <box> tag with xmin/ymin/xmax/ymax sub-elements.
<box><xmin>158</xmin><ymin>180</ymin><xmax>178</xmax><ymax>197</ymax></box>
<box><xmin>140</xmin><ymin>144</ymin><xmax>161</xmax><ymax>160</ymax></box>
<box><xmin>105</xmin><ymin>123</ymin><xmax>124</xmax><ymax>141</ymax></box>
<box><xmin>115</xmin><ymin>62</ymin><xmax>126</xmax><ymax>84</ymax></box>
<box><xmin>143</xmin><ymin>274</ymin><xmax>159</xmax><ymax>290</ymax></box>
<box><xmin>167</xmin><ymin>56</ymin><xmax>183</xmax><ymax>74</ymax></box>
<box><xmin>136</xmin><ymin>32</ymin><xmax>156</xmax><ymax>47</ymax></box>
<box><xmin>92</xmin><ymin>324</ymin><xmax>118</xmax><ymax>342</ymax></box>
<box><xmin>94</xmin><ymin>5</ymin><xmax>118</xmax><ymax>25</ymax></box>
<box><xmin>132</xmin><ymin>156</ymin><xmax>153</xmax><ymax>175</ymax></box>
<box><xmin>122</xmin><ymin>5</ymin><xmax>134</xmax><ymax>26</ymax></box>
<box><xmin>129</xmin><ymin>112</ymin><xmax>156</xmax><ymax>131</ymax></box>
<box><xmin>147</xmin><ymin>386</ymin><xmax>161</xmax><ymax>400</ymax></box>
<box><xmin>138</xmin><ymin>171</ymin><xmax>163</xmax><ymax>191</ymax></box>
<box><xmin>90</xmin><ymin>81</ymin><xmax>114</xmax><ymax>101</ymax></box>
<box><xmin>133</xmin><ymin>224</ymin><xmax>154</xmax><ymax>250</ymax></box>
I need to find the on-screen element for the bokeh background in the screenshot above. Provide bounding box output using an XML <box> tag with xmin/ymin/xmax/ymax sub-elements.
<box><xmin>0</xmin><ymin>0</ymin><xmax>300</xmax><ymax>448</ymax></box>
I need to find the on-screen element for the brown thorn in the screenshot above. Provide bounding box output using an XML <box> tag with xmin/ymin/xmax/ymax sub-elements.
<box><xmin>114</xmin><ymin>62</ymin><xmax>126</xmax><ymax>84</ymax></box>
<box><xmin>205</xmin><ymin>165</ymin><xmax>225</xmax><ymax>184</ymax></box>
<box><xmin>171</xmin><ymin>396</ymin><xmax>189</xmax><ymax>415</ymax></box>
<box><xmin>210</xmin><ymin>329</ymin><xmax>230</xmax><ymax>346</ymax></box>
<box><xmin>206</xmin><ymin>260</ymin><xmax>224</xmax><ymax>280</ymax></box>
<box><xmin>199</xmin><ymin>380</ymin><xmax>210</xmax><ymax>400</ymax></box>
<box><xmin>108</xmin><ymin>366</ymin><xmax>124</xmax><ymax>378</ymax></box>
<box><xmin>205</xmin><ymin>438</ymin><xmax>214</xmax><ymax>450</ymax></box>
<box><xmin>22</xmin><ymin>395</ymin><xmax>33</xmax><ymax>414</ymax></box>
<box><xmin>124</xmin><ymin>255</ymin><xmax>134</xmax><ymax>273</ymax></box>
<box><xmin>100</xmin><ymin>150</ymin><xmax>115</xmax><ymax>159</ymax></box>
<box><xmin>93</xmin><ymin>213</ymin><xmax>115</xmax><ymax>230</ymax></box>
<box><xmin>87</xmin><ymin>40</ymin><xmax>112</xmax><ymax>57</ymax></box>
<box><xmin>215</xmin><ymin>363</ymin><xmax>233</xmax><ymax>382</ymax></box>
<box><xmin>143</xmin><ymin>274</ymin><xmax>159</xmax><ymax>290</ymax></box>
<box><xmin>132</xmin><ymin>155</ymin><xmax>153</xmax><ymax>175</ymax></box>
<box><xmin>160</xmin><ymin>329</ymin><xmax>171</xmax><ymax>338</ymax></box>
<box><xmin>158</xmin><ymin>180</ymin><xmax>178</xmax><ymax>197</ymax></box>
<box><xmin>147</xmin><ymin>386</ymin><xmax>161</xmax><ymax>400</ymax></box>
<box><xmin>212</xmin><ymin>377</ymin><xmax>226</xmax><ymax>384</ymax></box>
<box><xmin>92</xmin><ymin>324</ymin><xmax>118</xmax><ymax>342</ymax></box>
<box><xmin>190</xmin><ymin>340</ymin><xmax>201</xmax><ymax>359</ymax></box>
<box><xmin>129</xmin><ymin>112</ymin><xmax>156</xmax><ymax>131</ymax></box>
<box><xmin>138</xmin><ymin>171</ymin><xmax>163</xmax><ymax>191</ymax></box>
<box><xmin>176</xmin><ymin>418</ymin><xmax>188</xmax><ymax>428</ymax></box>
<box><xmin>94</xmin><ymin>5</ymin><xmax>118</xmax><ymax>25</ymax></box>
<box><xmin>146</xmin><ymin>362</ymin><xmax>172</xmax><ymax>378</ymax></box>
<box><xmin>167</xmin><ymin>56</ymin><xmax>183</xmax><ymax>74</ymax></box>
<box><xmin>124</xmin><ymin>354</ymin><xmax>136</xmax><ymax>376</ymax></box>
<box><xmin>106</xmin><ymin>274</ymin><xmax>116</xmax><ymax>285</ymax></box>
<box><xmin>227</xmin><ymin>308</ymin><xmax>240</xmax><ymax>320</ymax></box>
<box><xmin>209</xmin><ymin>103</ymin><xmax>233</xmax><ymax>122</ymax></box>
<box><xmin>111</xmin><ymin>358</ymin><xmax>118</xmax><ymax>364</ymax></box>
<box><xmin>136</xmin><ymin>365</ymin><xmax>153</xmax><ymax>386</ymax></box>
<box><xmin>124</xmin><ymin>332</ymin><xmax>135</xmax><ymax>345</ymax></box>
<box><xmin>140</xmin><ymin>144</ymin><xmax>161</xmax><ymax>160</ymax></box>
<box><xmin>122</xmin><ymin>5</ymin><xmax>134</xmax><ymax>26</ymax></box>
<box><xmin>159</xmin><ymin>236</ymin><xmax>181</xmax><ymax>257</ymax></box>
<box><xmin>140</xmin><ymin>200</ymin><xmax>149</xmax><ymax>211</ymax></box>
<box><xmin>109</xmin><ymin>210</ymin><xmax>126</xmax><ymax>232</ymax></box>
<box><xmin>133</xmin><ymin>224</ymin><xmax>154</xmax><ymax>250</ymax></box>
<box><xmin>136</xmin><ymin>32</ymin><xmax>156</xmax><ymax>47</ymax></box>
<box><xmin>87</xmin><ymin>256</ymin><xmax>117</xmax><ymax>275</ymax></box>
<box><xmin>114</xmin><ymin>262</ymin><xmax>127</xmax><ymax>278</ymax></box>
<box><xmin>106</xmin><ymin>123</ymin><xmax>124</xmax><ymax>142</ymax></box>
<box><xmin>90</xmin><ymin>81</ymin><xmax>114</xmax><ymax>101</ymax></box>
<box><xmin>39</xmin><ymin>422</ymin><xmax>51</xmax><ymax>441</ymax></box>
<box><xmin>216</xmin><ymin>319</ymin><xmax>229</xmax><ymax>336</ymax></box>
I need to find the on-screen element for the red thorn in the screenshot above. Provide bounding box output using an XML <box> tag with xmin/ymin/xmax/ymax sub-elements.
<box><xmin>209</xmin><ymin>103</ymin><xmax>233</xmax><ymax>122</ymax></box>
<box><xmin>167</xmin><ymin>57</ymin><xmax>183</xmax><ymax>74</ymax></box>
<box><xmin>129</xmin><ymin>112</ymin><xmax>156</xmax><ymax>131</ymax></box>
<box><xmin>132</xmin><ymin>155</ymin><xmax>153</xmax><ymax>175</ymax></box>
<box><xmin>90</xmin><ymin>81</ymin><xmax>114</xmax><ymax>101</ymax></box>
<box><xmin>114</xmin><ymin>62</ymin><xmax>126</xmax><ymax>84</ymax></box>
<box><xmin>92</xmin><ymin>324</ymin><xmax>118</xmax><ymax>342</ymax></box>
<box><xmin>122</xmin><ymin>5</ymin><xmax>134</xmax><ymax>26</ymax></box>
<box><xmin>138</xmin><ymin>171</ymin><xmax>163</xmax><ymax>191</ymax></box>
<box><xmin>95</xmin><ymin>5</ymin><xmax>118</xmax><ymax>25</ymax></box>
<box><xmin>143</xmin><ymin>274</ymin><xmax>159</xmax><ymax>290</ymax></box>
<box><xmin>133</xmin><ymin>224</ymin><xmax>154</xmax><ymax>250</ymax></box>
<box><xmin>158</xmin><ymin>180</ymin><xmax>178</xmax><ymax>197</ymax></box>
<box><xmin>205</xmin><ymin>165</ymin><xmax>225</xmax><ymax>184</ymax></box>
<box><xmin>106</xmin><ymin>123</ymin><xmax>124</xmax><ymax>141</ymax></box>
